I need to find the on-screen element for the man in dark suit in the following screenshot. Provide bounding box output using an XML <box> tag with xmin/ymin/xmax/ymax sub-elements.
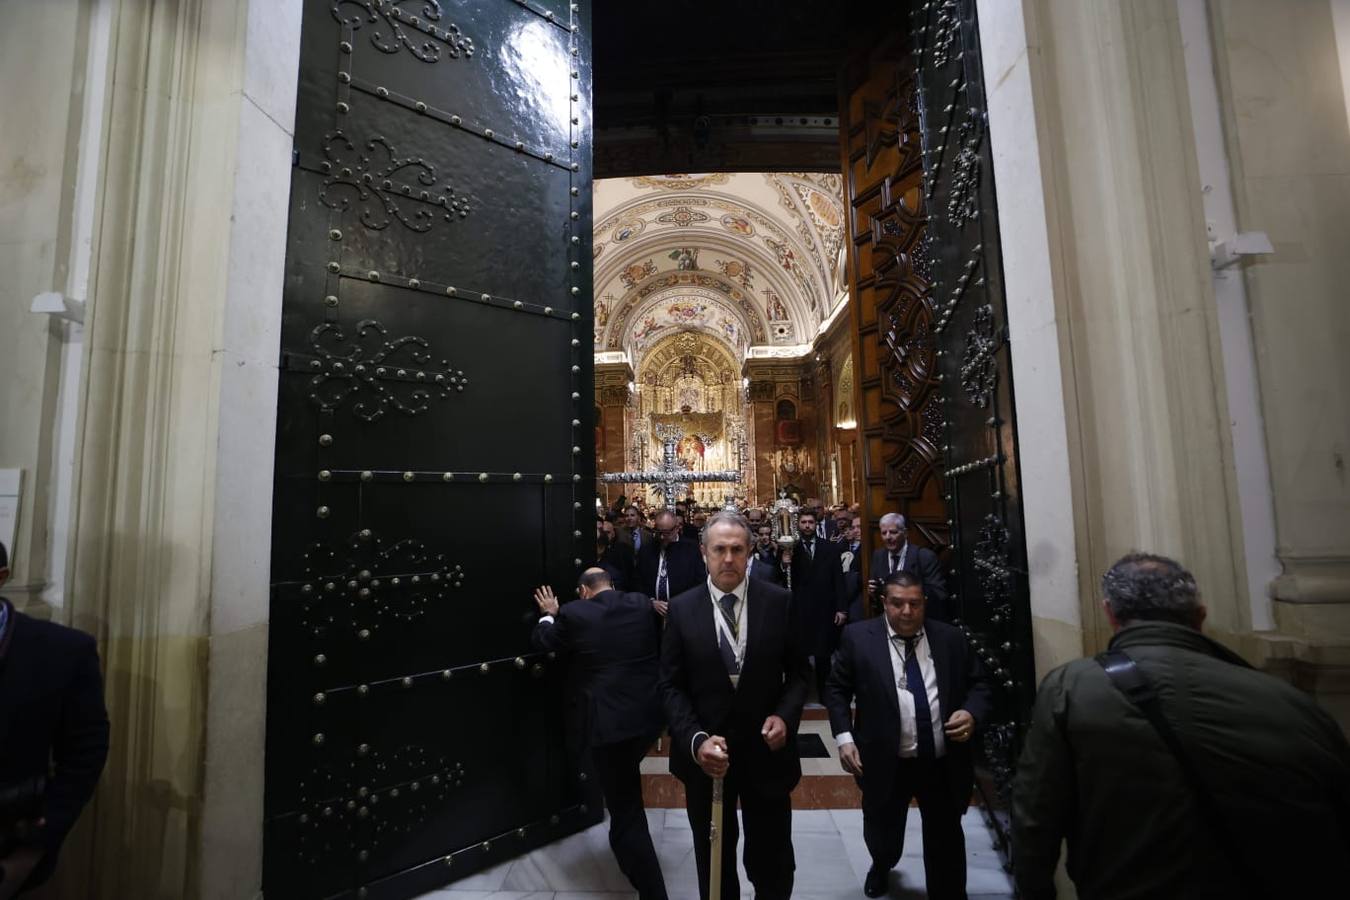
<box><xmin>0</xmin><ymin>542</ymin><xmax>110</xmax><ymax>897</ymax></box>
<box><xmin>532</xmin><ymin>568</ymin><xmax>668</xmax><ymax>900</ymax></box>
<box><xmin>787</xmin><ymin>509</ymin><xmax>848</xmax><ymax>703</ymax></box>
<box><xmin>597</xmin><ymin>517</ymin><xmax>636</xmax><ymax>591</ymax></box>
<box><xmin>659</xmin><ymin>511</ymin><xmax>810</xmax><ymax>900</ymax></box>
<box><xmin>747</xmin><ymin>523</ymin><xmax>784</xmax><ymax>587</ymax></box>
<box><xmin>636</xmin><ymin>509</ymin><xmax>706</xmax><ymax>618</ymax></box>
<box><xmin>825</xmin><ymin>571</ymin><xmax>992</xmax><ymax>898</ymax></box>
<box><xmin>868</xmin><ymin>512</ymin><xmax>950</xmax><ymax>621</ymax></box>
<box><xmin>842</xmin><ymin>516</ymin><xmax>867</xmax><ymax>622</ymax></box>
<box><xmin>618</xmin><ymin>505</ymin><xmax>647</xmax><ymax>556</ymax></box>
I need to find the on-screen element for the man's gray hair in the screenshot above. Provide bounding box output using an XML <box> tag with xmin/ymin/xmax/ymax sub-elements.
<box><xmin>1101</xmin><ymin>552</ymin><xmax>1201</xmax><ymax>626</ymax></box>
<box><xmin>700</xmin><ymin>510</ymin><xmax>753</xmax><ymax>547</ymax></box>
<box><xmin>879</xmin><ymin>512</ymin><xmax>907</xmax><ymax>530</ymax></box>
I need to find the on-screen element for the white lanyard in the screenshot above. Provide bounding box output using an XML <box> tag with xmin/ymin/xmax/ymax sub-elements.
<box><xmin>890</xmin><ymin>542</ymin><xmax>909</xmax><ymax>573</ymax></box>
<box><xmin>712</xmin><ymin>594</ymin><xmax>748</xmax><ymax>672</ymax></box>
<box><xmin>890</xmin><ymin>630</ymin><xmax>925</xmax><ymax>691</ymax></box>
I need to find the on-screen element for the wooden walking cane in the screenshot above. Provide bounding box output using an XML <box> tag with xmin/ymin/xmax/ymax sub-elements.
<box><xmin>709</xmin><ymin>775</ymin><xmax>725</xmax><ymax>900</ymax></box>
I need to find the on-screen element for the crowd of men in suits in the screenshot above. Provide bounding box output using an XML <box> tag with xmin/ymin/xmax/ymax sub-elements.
<box><xmin>550</xmin><ymin>503</ymin><xmax>1350</xmax><ymax>900</ymax></box>
<box><xmin>539</xmin><ymin>502</ymin><xmax>991</xmax><ymax>900</ymax></box>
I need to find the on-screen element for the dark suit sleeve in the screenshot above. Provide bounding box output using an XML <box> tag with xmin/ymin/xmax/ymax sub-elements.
<box><xmin>43</xmin><ymin>636</ymin><xmax>110</xmax><ymax>855</ymax></box>
<box><xmin>823</xmin><ymin>628</ymin><xmax>857</xmax><ymax>738</ymax></box>
<box><xmin>919</xmin><ymin>548</ymin><xmax>948</xmax><ymax>606</ymax></box>
<box><xmin>530</xmin><ymin>606</ymin><xmax>575</xmax><ymax>654</ymax></box>
<box><xmin>773</xmin><ymin>592</ymin><xmax>811</xmax><ymax>732</ymax></box>
<box><xmin>658</xmin><ymin>600</ymin><xmax>707</xmax><ymax>760</ymax></box>
<box><xmin>830</xmin><ymin>548</ymin><xmax>848</xmax><ymax>615</ymax></box>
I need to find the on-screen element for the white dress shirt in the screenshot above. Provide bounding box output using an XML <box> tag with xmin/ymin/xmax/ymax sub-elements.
<box><xmin>690</xmin><ymin>575</ymin><xmax>750</xmax><ymax>759</ymax></box>
<box><xmin>887</xmin><ymin>542</ymin><xmax>910</xmax><ymax>573</ymax></box>
<box><xmin>836</xmin><ymin>620</ymin><xmax>945</xmax><ymax>758</ymax></box>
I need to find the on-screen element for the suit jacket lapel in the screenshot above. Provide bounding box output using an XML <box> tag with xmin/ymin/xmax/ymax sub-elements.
<box><xmin>743</xmin><ymin>580</ymin><xmax>769</xmax><ymax>672</ymax></box>
<box><xmin>872</xmin><ymin>618</ymin><xmax>901</xmax><ymax>719</ymax></box>
<box><xmin>692</xmin><ymin>583</ymin><xmax>716</xmax><ymax>655</ymax></box>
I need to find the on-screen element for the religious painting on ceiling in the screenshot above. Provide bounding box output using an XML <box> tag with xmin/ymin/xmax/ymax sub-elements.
<box><xmin>668</xmin><ymin>247</ymin><xmax>699</xmax><ymax>270</ymax></box>
<box><xmin>716</xmin><ymin>258</ymin><xmax>754</xmax><ymax>288</ymax></box>
<box><xmin>619</xmin><ymin>259</ymin><xmax>657</xmax><ymax>287</ymax></box>
<box><xmin>765</xmin><ymin>236</ymin><xmax>798</xmax><ymax>273</ymax></box>
<box><xmin>611</xmin><ymin>218</ymin><xmax>644</xmax><ymax>242</ymax></box>
<box><xmin>720</xmin><ymin>213</ymin><xmax>755</xmax><ymax>235</ymax></box>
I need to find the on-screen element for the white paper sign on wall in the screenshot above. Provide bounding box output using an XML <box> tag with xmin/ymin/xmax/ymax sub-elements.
<box><xmin>0</xmin><ymin>469</ymin><xmax>21</xmax><ymax>561</ymax></box>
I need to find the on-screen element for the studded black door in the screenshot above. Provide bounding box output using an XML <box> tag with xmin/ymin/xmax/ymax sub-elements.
<box><xmin>263</xmin><ymin>2</ymin><xmax>596</xmax><ymax>898</ymax></box>
<box><xmin>913</xmin><ymin>0</ymin><xmax>1035</xmax><ymax>857</ymax></box>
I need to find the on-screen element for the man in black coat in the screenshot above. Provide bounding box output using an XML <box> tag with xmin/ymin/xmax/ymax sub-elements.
<box><xmin>842</xmin><ymin>516</ymin><xmax>866</xmax><ymax>622</ymax></box>
<box><xmin>636</xmin><ymin>509</ymin><xmax>706</xmax><ymax>618</ymax></box>
<box><xmin>868</xmin><ymin>512</ymin><xmax>950</xmax><ymax>621</ymax></box>
<box><xmin>787</xmin><ymin>509</ymin><xmax>848</xmax><ymax>703</ymax></box>
<box><xmin>746</xmin><ymin>523</ymin><xmax>784</xmax><ymax>587</ymax></box>
<box><xmin>659</xmin><ymin>512</ymin><xmax>810</xmax><ymax>900</ymax></box>
<box><xmin>0</xmin><ymin>542</ymin><xmax>110</xmax><ymax>897</ymax></box>
<box><xmin>532</xmin><ymin>568</ymin><xmax>668</xmax><ymax>900</ymax></box>
<box><xmin>825</xmin><ymin>571</ymin><xmax>992</xmax><ymax>898</ymax></box>
<box><xmin>596</xmin><ymin>517</ymin><xmax>636</xmax><ymax>591</ymax></box>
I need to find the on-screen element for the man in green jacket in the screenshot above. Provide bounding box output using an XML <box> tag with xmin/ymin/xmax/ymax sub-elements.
<box><xmin>1012</xmin><ymin>552</ymin><xmax>1350</xmax><ymax>899</ymax></box>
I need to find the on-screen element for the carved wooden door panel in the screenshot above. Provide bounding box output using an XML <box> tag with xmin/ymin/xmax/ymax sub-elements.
<box><xmin>840</xmin><ymin>35</ymin><xmax>948</xmax><ymax>580</ymax></box>
<box><xmin>264</xmin><ymin>2</ymin><xmax>597</xmax><ymax>898</ymax></box>
<box><xmin>841</xmin><ymin>0</ymin><xmax>1034</xmax><ymax>859</ymax></box>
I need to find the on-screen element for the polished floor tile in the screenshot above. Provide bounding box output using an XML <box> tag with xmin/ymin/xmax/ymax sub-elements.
<box><xmin>419</xmin><ymin>806</ymin><xmax>1013</xmax><ymax>900</ymax></box>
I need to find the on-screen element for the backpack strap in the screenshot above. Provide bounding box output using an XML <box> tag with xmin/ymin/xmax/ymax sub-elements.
<box><xmin>1096</xmin><ymin>650</ymin><xmax>1266</xmax><ymax>899</ymax></box>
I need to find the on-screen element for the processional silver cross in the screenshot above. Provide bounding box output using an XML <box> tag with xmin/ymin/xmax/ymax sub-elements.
<box><xmin>601</xmin><ymin>424</ymin><xmax>740</xmax><ymax>510</ymax></box>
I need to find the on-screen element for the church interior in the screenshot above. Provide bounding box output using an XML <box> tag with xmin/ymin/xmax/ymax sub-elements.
<box><xmin>1</xmin><ymin>1</ymin><xmax>1348</xmax><ymax>898</ymax></box>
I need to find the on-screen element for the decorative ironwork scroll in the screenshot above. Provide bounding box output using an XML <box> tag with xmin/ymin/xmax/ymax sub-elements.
<box><xmin>331</xmin><ymin>1</ymin><xmax>475</xmax><ymax>62</ymax></box>
<box><xmin>319</xmin><ymin>132</ymin><xmax>473</xmax><ymax>232</ymax></box>
<box><xmin>912</xmin><ymin>0</ymin><xmax>1035</xmax><ymax>863</ymax></box>
<box><xmin>300</xmin><ymin>320</ymin><xmax>467</xmax><ymax>421</ymax></box>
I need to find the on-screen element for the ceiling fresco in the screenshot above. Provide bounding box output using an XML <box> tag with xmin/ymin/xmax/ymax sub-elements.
<box><xmin>593</xmin><ymin>172</ymin><xmax>845</xmax><ymax>366</ymax></box>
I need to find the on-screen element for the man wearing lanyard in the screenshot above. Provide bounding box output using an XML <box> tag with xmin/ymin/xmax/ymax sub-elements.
<box><xmin>824</xmin><ymin>571</ymin><xmax>991</xmax><ymax>898</ymax></box>
<box><xmin>868</xmin><ymin>512</ymin><xmax>950</xmax><ymax>621</ymax></box>
<box><xmin>636</xmin><ymin>509</ymin><xmax>705</xmax><ymax>618</ymax></box>
<box><xmin>659</xmin><ymin>511</ymin><xmax>810</xmax><ymax>900</ymax></box>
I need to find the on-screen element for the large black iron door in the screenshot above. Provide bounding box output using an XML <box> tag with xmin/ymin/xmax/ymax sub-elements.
<box><xmin>264</xmin><ymin>2</ymin><xmax>597</xmax><ymax>898</ymax></box>
<box><xmin>911</xmin><ymin>0</ymin><xmax>1035</xmax><ymax>860</ymax></box>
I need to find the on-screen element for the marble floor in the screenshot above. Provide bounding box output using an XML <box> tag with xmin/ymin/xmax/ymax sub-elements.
<box><xmin>418</xmin><ymin>808</ymin><xmax>1013</xmax><ymax>900</ymax></box>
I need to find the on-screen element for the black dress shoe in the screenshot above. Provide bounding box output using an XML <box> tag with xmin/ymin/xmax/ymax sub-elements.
<box><xmin>863</xmin><ymin>865</ymin><xmax>889</xmax><ymax>897</ymax></box>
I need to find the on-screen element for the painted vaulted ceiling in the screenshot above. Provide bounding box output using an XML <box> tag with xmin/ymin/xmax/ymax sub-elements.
<box><xmin>592</xmin><ymin>172</ymin><xmax>846</xmax><ymax>368</ymax></box>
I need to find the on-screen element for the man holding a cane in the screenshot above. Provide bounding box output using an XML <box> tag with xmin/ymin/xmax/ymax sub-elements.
<box><xmin>658</xmin><ymin>511</ymin><xmax>810</xmax><ymax>900</ymax></box>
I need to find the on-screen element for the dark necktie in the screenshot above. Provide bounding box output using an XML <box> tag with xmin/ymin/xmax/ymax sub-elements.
<box><xmin>899</xmin><ymin>635</ymin><xmax>936</xmax><ymax>758</ymax></box>
<box><xmin>717</xmin><ymin>594</ymin><xmax>740</xmax><ymax>675</ymax></box>
<box><xmin>657</xmin><ymin>551</ymin><xmax>669</xmax><ymax>602</ymax></box>
<box><xmin>890</xmin><ymin>552</ymin><xmax>900</xmax><ymax>573</ymax></box>
<box><xmin>804</xmin><ymin>539</ymin><xmax>814</xmax><ymax>560</ymax></box>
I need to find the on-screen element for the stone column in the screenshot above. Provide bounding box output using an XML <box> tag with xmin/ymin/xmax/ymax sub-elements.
<box><xmin>978</xmin><ymin>0</ymin><xmax>1253</xmax><ymax>676</ymax></box>
<box><xmin>1207</xmin><ymin>0</ymin><xmax>1350</xmax><ymax>721</ymax></box>
<box><xmin>42</xmin><ymin>1</ymin><xmax>300</xmax><ymax>896</ymax></box>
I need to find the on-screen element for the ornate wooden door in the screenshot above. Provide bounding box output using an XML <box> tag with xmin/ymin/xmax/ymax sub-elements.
<box><xmin>264</xmin><ymin>2</ymin><xmax>597</xmax><ymax>898</ymax></box>
<box><xmin>840</xmin><ymin>0</ymin><xmax>1034</xmax><ymax>857</ymax></box>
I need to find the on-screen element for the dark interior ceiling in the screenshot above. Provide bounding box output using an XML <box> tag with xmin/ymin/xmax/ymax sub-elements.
<box><xmin>593</xmin><ymin>1</ymin><xmax>911</xmax><ymax>177</ymax></box>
